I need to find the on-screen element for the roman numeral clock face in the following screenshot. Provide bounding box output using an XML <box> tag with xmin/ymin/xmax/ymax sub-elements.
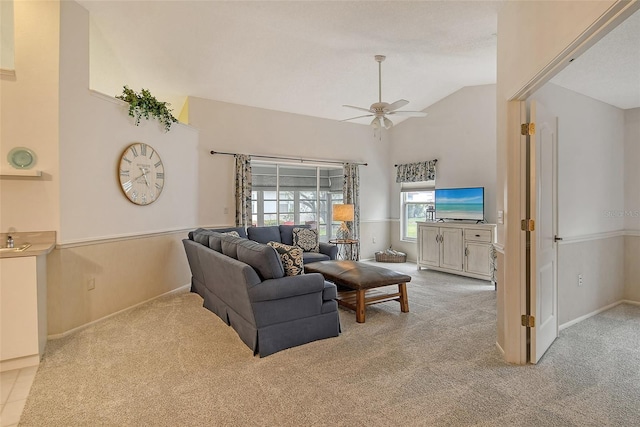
<box><xmin>118</xmin><ymin>143</ymin><xmax>165</xmax><ymax>205</ymax></box>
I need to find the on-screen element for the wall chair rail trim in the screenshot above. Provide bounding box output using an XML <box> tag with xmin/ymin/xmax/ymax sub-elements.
<box><xmin>57</xmin><ymin>227</ymin><xmax>197</xmax><ymax>249</ymax></box>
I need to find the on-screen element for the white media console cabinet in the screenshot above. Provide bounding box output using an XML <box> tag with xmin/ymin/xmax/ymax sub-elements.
<box><xmin>416</xmin><ymin>221</ymin><xmax>496</xmax><ymax>281</ymax></box>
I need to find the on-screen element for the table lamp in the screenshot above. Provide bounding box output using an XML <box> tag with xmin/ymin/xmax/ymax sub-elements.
<box><xmin>333</xmin><ymin>204</ymin><xmax>354</xmax><ymax>240</ymax></box>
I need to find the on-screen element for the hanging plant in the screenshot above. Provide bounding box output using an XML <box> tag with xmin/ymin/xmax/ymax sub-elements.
<box><xmin>116</xmin><ymin>85</ymin><xmax>178</xmax><ymax>132</ymax></box>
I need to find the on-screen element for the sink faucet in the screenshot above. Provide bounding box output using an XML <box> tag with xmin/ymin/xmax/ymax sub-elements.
<box><xmin>6</xmin><ymin>235</ymin><xmax>14</xmax><ymax>248</ymax></box>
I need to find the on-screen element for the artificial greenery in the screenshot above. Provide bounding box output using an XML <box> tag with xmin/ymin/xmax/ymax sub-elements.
<box><xmin>116</xmin><ymin>86</ymin><xmax>178</xmax><ymax>132</ymax></box>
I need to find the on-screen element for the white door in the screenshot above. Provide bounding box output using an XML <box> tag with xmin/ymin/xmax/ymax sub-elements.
<box><xmin>419</xmin><ymin>225</ymin><xmax>440</xmax><ymax>267</ymax></box>
<box><xmin>465</xmin><ymin>242</ymin><xmax>491</xmax><ymax>276</ymax></box>
<box><xmin>529</xmin><ymin>101</ymin><xmax>559</xmax><ymax>363</ymax></box>
<box><xmin>440</xmin><ymin>228</ymin><xmax>463</xmax><ymax>271</ymax></box>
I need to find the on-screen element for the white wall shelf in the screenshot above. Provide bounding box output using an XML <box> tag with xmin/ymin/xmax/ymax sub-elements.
<box><xmin>0</xmin><ymin>169</ymin><xmax>42</xmax><ymax>177</ymax></box>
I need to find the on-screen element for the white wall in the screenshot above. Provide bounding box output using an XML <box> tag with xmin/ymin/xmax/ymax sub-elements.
<box><xmin>59</xmin><ymin>1</ymin><xmax>199</xmax><ymax>243</ymax></box>
<box><xmin>531</xmin><ymin>83</ymin><xmax>625</xmax><ymax>237</ymax></box>
<box><xmin>0</xmin><ymin>0</ymin><xmax>60</xmax><ymax>234</ymax></box>
<box><xmin>388</xmin><ymin>85</ymin><xmax>497</xmax><ymax>259</ymax></box>
<box><xmin>187</xmin><ymin>96</ymin><xmax>392</xmax><ymax>259</ymax></box>
<box><xmin>624</xmin><ymin>108</ymin><xmax>640</xmax><ymax>300</ymax></box>
<box><xmin>624</xmin><ymin>108</ymin><xmax>640</xmax><ymax>231</ymax></box>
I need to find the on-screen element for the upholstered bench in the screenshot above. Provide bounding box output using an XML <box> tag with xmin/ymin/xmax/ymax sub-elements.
<box><xmin>304</xmin><ymin>261</ymin><xmax>411</xmax><ymax>323</ymax></box>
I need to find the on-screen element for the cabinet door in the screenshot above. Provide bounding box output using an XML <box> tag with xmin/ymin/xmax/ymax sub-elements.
<box><xmin>418</xmin><ymin>226</ymin><xmax>440</xmax><ymax>267</ymax></box>
<box><xmin>440</xmin><ymin>227</ymin><xmax>463</xmax><ymax>271</ymax></box>
<box><xmin>465</xmin><ymin>242</ymin><xmax>491</xmax><ymax>277</ymax></box>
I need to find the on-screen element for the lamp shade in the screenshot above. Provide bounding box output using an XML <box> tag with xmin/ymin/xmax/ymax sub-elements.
<box><xmin>333</xmin><ymin>204</ymin><xmax>354</xmax><ymax>222</ymax></box>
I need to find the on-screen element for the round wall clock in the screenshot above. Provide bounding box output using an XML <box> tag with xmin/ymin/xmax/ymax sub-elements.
<box><xmin>118</xmin><ymin>142</ymin><xmax>165</xmax><ymax>205</ymax></box>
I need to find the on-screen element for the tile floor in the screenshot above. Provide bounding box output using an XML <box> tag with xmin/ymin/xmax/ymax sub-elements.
<box><xmin>0</xmin><ymin>366</ymin><xmax>38</xmax><ymax>427</ymax></box>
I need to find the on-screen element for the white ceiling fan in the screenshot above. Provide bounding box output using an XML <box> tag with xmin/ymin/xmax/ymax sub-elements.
<box><xmin>341</xmin><ymin>55</ymin><xmax>427</xmax><ymax>130</ymax></box>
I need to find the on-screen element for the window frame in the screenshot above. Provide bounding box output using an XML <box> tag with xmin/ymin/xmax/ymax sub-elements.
<box><xmin>251</xmin><ymin>161</ymin><xmax>344</xmax><ymax>241</ymax></box>
<box><xmin>400</xmin><ymin>181</ymin><xmax>435</xmax><ymax>242</ymax></box>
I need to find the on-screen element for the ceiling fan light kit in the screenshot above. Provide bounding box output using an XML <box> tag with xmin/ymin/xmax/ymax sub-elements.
<box><xmin>342</xmin><ymin>55</ymin><xmax>427</xmax><ymax>130</ymax></box>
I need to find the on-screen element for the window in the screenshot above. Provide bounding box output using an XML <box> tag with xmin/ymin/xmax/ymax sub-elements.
<box><xmin>400</xmin><ymin>181</ymin><xmax>435</xmax><ymax>241</ymax></box>
<box><xmin>251</xmin><ymin>162</ymin><xmax>343</xmax><ymax>242</ymax></box>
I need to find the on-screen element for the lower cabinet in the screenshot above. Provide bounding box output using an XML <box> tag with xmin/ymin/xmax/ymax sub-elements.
<box><xmin>417</xmin><ymin>222</ymin><xmax>496</xmax><ymax>281</ymax></box>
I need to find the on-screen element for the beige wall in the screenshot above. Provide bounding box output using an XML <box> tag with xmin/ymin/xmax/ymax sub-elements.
<box><xmin>558</xmin><ymin>236</ymin><xmax>625</xmax><ymax>325</ymax></box>
<box><xmin>496</xmin><ymin>0</ymin><xmax>629</xmax><ymax>362</ymax></box>
<box><xmin>47</xmin><ymin>231</ymin><xmax>191</xmax><ymax>335</ymax></box>
<box><xmin>0</xmin><ymin>0</ymin><xmax>60</xmax><ymax>233</ymax></box>
<box><xmin>625</xmin><ymin>235</ymin><xmax>640</xmax><ymax>301</ymax></box>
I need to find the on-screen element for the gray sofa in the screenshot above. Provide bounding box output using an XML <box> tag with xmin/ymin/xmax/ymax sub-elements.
<box><xmin>189</xmin><ymin>224</ymin><xmax>338</xmax><ymax>263</ymax></box>
<box><xmin>183</xmin><ymin>229</ymin><xmax>341</xmax><ymax>357</ymax></box>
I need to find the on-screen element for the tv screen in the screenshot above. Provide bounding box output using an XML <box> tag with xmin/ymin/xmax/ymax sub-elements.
<box><xmin>435</xmin><ymin>187</ymin><xmax>484</xmax><ymax>221</ymax></box>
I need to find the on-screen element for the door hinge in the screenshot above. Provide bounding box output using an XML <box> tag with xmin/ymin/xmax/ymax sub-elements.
<box><xmin>520</xmin><ymin>219</ymin><xmax>535</xmax><ymax>232</ymax></box>
<box><xmin>521</xmin><ymin>314</ymin><xmax>535</xmax><ymax>328</ymax></box>
<box><xmin>521</xmin><ymin>122</ymin><xmax>536</xmax><ymax>135</ymax></box>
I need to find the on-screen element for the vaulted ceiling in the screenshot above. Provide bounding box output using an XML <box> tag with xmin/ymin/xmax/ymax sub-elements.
<box><xmin>79</xmin><ymin>1</ymin><xmax>639</xmax><ymax>127</ymax></box>
<box><xmin>80</xmin><ymin>1</ymin><xmax>502</xmax><ymax>125</ymax></box>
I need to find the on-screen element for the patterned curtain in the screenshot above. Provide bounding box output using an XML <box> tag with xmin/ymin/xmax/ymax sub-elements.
<box><xmin>343</xmin><ymin>163</ymin><xmax>360</xmax><ymax>260</ymax></box>
<box><xmin>235</xmin><ymin>154</ymin><xmax>252</xmax><ymax>227</ymax></box>
<box><xmin>395</xmin><ymin>160</ymin><xmax>437</xmax><ymax>183</ymax></box>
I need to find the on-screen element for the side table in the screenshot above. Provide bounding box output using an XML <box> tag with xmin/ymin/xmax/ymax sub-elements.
<box><xmin>329</xmin><ymin>239</ymin><xmax>359</xmax><ymax>261</ymax></box>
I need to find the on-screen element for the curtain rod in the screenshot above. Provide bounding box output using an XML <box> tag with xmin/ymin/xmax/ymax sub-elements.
<box><xmin>394</xmin><ymin>159</ymin><xmax>438</xmax><ymax>167</ymax></box>
<box><xmin>210</xmin><ymin>150</ymin><xmax>367</xmax><ymax>166</ymax></box>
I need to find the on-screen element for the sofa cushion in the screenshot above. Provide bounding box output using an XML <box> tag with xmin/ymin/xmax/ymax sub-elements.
<box><xmin>267</xmin><ymin>242</ymin><xmax>304</xmax><ymax>276</ymax></box>
<box><xmin>236</xmin><ymin>240</ymin><xmax>284</xmax><ymax>280</ymax></box>
<box><xmin>302</xmin><ymin>251</ymin><xmax>331</xmax><ymax>264</ymax></box>
<box><xmin>247</xmin><ymin>226</ymin><xmax>281</xmax><ymax>244</ymax></box>
<box><xmin>279</xmin><ymin>224</ymin><xmax>310</xmax><ymax>246</ymax></box>
<box><xmin>293</xmin><ymin>227</ymin><xmax>319</xmax><ymax>252</ymax></box>
<box><xmin>220</xmin><ymin>235</ymin><xmax>247</xmax><ymax>259</ymax></box>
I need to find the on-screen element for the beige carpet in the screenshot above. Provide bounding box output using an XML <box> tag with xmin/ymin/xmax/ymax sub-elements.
<box><xmin>19</xmin><ymin>263</ymin><xmax>640</xmax><ymax>426</ymax></box>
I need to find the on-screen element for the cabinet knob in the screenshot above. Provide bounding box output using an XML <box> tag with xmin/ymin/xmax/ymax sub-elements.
<box><xmin>475</xmin><ymin>234</ymin><xmax>480</xmax><ymax>237</ymax></box>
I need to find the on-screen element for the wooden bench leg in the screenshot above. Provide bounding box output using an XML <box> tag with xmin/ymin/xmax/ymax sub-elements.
<box><xmin>356</xmin><ymin>289</ymin><xmax>366</xmax><ymax>323</ymax></box>
<box><xmin>398</xmin><ymin>283</ymin><xmax>409</xmax><ymax>313</ymax></box>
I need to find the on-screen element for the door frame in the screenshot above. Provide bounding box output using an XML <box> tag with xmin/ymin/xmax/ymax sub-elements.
<box><xmin>502</xmin><ymin>1</ymin><xmax>639</xmax><ymax>364</ymax></box>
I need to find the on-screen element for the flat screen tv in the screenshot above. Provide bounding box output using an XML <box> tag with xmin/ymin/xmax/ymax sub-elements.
<box><xmin>435</xmin><ymin>187</ymin><xmax>484</xmax><ymax>221</ymax></box>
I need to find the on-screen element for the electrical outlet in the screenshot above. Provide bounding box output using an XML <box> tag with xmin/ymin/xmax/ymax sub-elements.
<box><xmin>372</xmin><ymin>236</ymin><xmax>376</xmax><ymax>243</ymax></box>
<box><xmin>87</xmin><ymin>277</ymin><xmax>96</xmax><ymax>291</ymax></box>
<box><xmin>578</xmin><ymin>274</ymin><xmax>583</xmax><ymax>287</ymax></box>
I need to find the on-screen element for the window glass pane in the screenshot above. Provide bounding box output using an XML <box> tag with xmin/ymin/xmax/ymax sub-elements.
<box><xmin>264</xmin><ymin>200</ymin><xmax>277</xmax><ymax>213</ymax></box>
<box><xmin>279</xmin><ymin>201</ymin><xmax>294</xmax><ymax>213</ymax></box>
<box><xmin>279</xmin><ymin>191</ymin><xmax>294</xmax><ymax>200</ymax></box>
<box><xmin>300</xmin><ymin>212</ymin><xmax>317</xmax><ymax>224</ymax></box>
<box><xmin>403</xmin><ymin>191</ymin><xmax>434</xmax><ymax>203</ymax></box>
<box><xmin>279</xmin><ymin>214</ymin><xmax>294</xmax><ymax>225</ymax></box>
<box><xmin>251</xmin><ymin>200</ymin><xmax>258</xmax><ymax>213</ymax></box>
<box><xmin>264</xmin><ymin>191</ymin><xmax>277</xmax><ymax>199</ymax></box>
<box><xmin>264</xmin><ymin>214</ymin><xmax>277</xmax><ymax>226</ymax></box>
<box><xmin>299</xmin><ymin>200</ymin><xmax>316</xmax><ymax>213</ymax></box>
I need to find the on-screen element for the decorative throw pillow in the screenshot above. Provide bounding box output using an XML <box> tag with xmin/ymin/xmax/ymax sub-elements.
<box><xmin>223</xmin><ymin>231</ymin><xmax>240</xmax><ymax>237</ymax></box>
<box><xmin>292</xmin><ymin>227</ymin><xmax>319</xmax><ymax>253</ymax></box>
<box><xmin>267</xmin><ymin>242</ymin><xmax>304</xmax><ymax>276</ymax></box>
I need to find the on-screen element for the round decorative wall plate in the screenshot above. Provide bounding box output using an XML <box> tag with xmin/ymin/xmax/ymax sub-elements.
<box><xmin>7</xmin><ymin>147</ymin><xmax>37</xmax><ymax>169</ymax></box>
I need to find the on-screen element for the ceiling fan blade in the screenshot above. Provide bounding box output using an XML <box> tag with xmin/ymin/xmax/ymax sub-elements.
<box><xmin>386</xmin><ymin>99</ymin><xmax>409</xmax><ymax>112</ymax></box>
<box><xmin>340</xmin><ymin>114</ymin><xmax>374</xmax><ymax>122</ymax></box>
<box><xmin>383</xmin><ymin>117</ymin><xmax>393</xmax><ymax>129</ymax></box>
<box><xmin>343</xmin><ymin>105</ymin><xmax>373</xmax><ymax>113</ymax></box>
<box><xmin>388</xmin><ymin>111</ymin><xmax>428</xmax><ymax>117</ymax></box>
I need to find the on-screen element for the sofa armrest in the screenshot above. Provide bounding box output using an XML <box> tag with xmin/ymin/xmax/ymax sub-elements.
<box><xmin>319</xmin><ymin>242</ymin><xmax>338</xmax><ymax>260</ymax></box>
<box><xmin>248</xmin><ymin>272</ymin><xmax>325</xmax><ymax>302</ymax></box>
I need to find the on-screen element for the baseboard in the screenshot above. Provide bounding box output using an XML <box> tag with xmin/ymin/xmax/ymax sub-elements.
<box><xmin>559</xmin><ymin>300</ymin><xmax>625</xmax><ymax>331</ymax></box>
<box><xmin>0</xmin><ymin>354</ymin><xmax>40</xmax><ymax>372</ymax></box>
<box><xmin>48</xmin><ymin>284</ymin><xmax>191</xmax><ymax>340</ymax></box>
<box><xmin>621</xmin><ymin>299</ymin><xmax>640</xmax><ymax>306</ymax></box>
